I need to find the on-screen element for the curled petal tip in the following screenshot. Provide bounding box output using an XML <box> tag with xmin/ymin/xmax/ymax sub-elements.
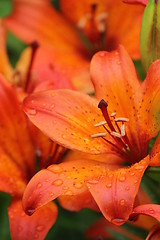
<box><xmin>25</xmin><ymin>207</ymin><xmax>35</xmax><ymax>216</ymax></box>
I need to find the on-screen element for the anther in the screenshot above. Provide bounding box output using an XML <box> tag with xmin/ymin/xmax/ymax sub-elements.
<box><xmin>114</xmin><ymin>117</ymin><xmax>129</xmax><ymax>122</ymax></box>
<box><xmin>94</xmin><ymin>121</ymin><xmax>106</xmax><ymax>127</ymax></box>
<box><xmin>110</xmin><ymin>112</ymin><xmax>116</xmax><ymax>117</ymax></box>
<box><xmin>91</xmin><ymin>133</ymin><xmax>107</xmax><ymax>138</ymax></box>
<box><xmin>111</xmin><ymin>131</ymin><xmax>122</xmax><ymax>138</ymax></box>
<box><xmin>121</xmin><ymin>124</ymin><xmax>125</xmax><ymax>137</ymax></box>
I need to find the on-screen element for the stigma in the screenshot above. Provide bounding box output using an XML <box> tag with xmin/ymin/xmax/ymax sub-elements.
<box><xmin>91</xmin><ymin>99</ymin><xmax>132</xmax><ymax>155</ymax></box>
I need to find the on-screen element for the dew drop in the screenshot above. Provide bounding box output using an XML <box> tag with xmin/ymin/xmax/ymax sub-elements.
<box><xmin>26</xmin><ymin>208</ymin><xmax>35</xmax><ymax>216</ymax></box>
<box><xmin>27</xmin><ymin>108</ymin><xmax>37</xmax><ymax>115</ymax></box>
<box><xmin>125</xmin><ymin>186</ymin><xmax>130</xmax><ymax>191</ymax></box>
<box><xmin>106</xmin><ymin>183</ymin><xmax>112</xmax><ymax>188</ymax></box>
<box><xmin>36</xmin><ymin>183</ymin><xmax>42</xmax><ymax>188</ymax></box>
<box><xmin>65</xmin><ymin>190</ymin><xmax>73</xmax><ymax>196</ymax></box>
<box><xmin>36</xmin><ymin>225</ymin><xmax>45</xmax><ymax>232</ymax></box>
<box><xmin>50</xmin><ymin>104</ymin><xmax>55</xmax><ymax>109</ymax></box>
<box><xmin>49</xmin><ymin>165</ymin><xmax>63</xmax><ymax>173</ymax></box>
<box><xmin>87</xmin><ymin>180</ymin><xmax>99</xmax><ymax>184</ymax></box>
<box><xmin>119</xmin><ymin>199</ymin><xmax>126</xmax><ymax>206</ymax></box>
<box><xmin>117</xmin><ymin>60</ymin><xmax>120</xmax><ymax>65</ymax></box>
<box><xmin>52</xmin><ymin>179</ymin><xmax>63</xmax><ymax>186</ymax></box>
<box><xmin>135</xmin><ymin>165</ymin><xmax>144</xmax><ymax>171</ymax></box>
<box><xmin>99</xmin><ymin>52</ymin><xmax>105</xmax><ymax>57</ymax></box>
<box><xmin>134</xmin><ymin>180</ymin><xmax>138</xmax><ymax>184</ymax></box>
<box><xmin>111</xmin><ymin>218</ymin><xmax>125</xmax><ymax>225</ymax></box>
<box><xmin>149</xmin><ymin>208</ymin><xmax>155</xmax><ymax>214</ymax></box>
<box><xmin>49</xmin><ymin>192</ymin><xmax>54</xmax><ymax>197</ymax></box>
<box><xmin>130</xmin><ymin>172</ymin><xmax>135</xmax><ymax>176</ymax></box>
<box><xmin>62</xmin><ymin>134</ymin><xmax>67</xmax><ymax>139</ymax></box>
<box><xmin>118</xmin><ymin>176</ymin><xmax>126</xmax><ymax>182</ymax></box>
<box><xmin>74</xmin><ymin>182</ymin><xmax>83</xmax><ymax>189</ymax></box>
<box><xmin>63</xmin><ymin>186</ymin><xmax>69</xmax><ymax>190</ymax></box>
<box><xmin>34</xmin><ymin>233</ymin><xmax>39</xmax><ymax>239</ymax></box>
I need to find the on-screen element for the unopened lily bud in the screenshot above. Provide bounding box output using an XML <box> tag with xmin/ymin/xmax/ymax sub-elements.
<box><xmin>140</xmin><ymin>0</ymin><xmax>160</xmax><ymax>72</ymax></box>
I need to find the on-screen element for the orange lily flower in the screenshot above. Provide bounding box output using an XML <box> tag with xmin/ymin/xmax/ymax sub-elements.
<box><xmin>0</xmin><ymin>74</ymin><xmax>58</xmax><ymax>239</ymax></box>
<box><xmin>4</xmin><ymin>0</ymin><xmax>144</xmax><ymax>92</ymax></box>
<box><xmin>22</xmin><ymin>46</ymin><xmax>160</xmax><ymax>225</ymax></box>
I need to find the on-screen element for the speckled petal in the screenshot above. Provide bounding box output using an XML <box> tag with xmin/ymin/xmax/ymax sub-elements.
<box><xmin>23</xmin><ymin>89</ymin><xmax>116</xmax><ymax>154</ymax></box>
<box><xmin>8</xmin><ymin>198</ymin><xmax>57</xmax><ymax>240</ymax></box>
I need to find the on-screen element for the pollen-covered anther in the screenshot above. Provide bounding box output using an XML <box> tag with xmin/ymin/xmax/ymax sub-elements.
<box><xmin>111</xmin><ymin>131</ymin><xmax>122</xmax><ymax>138</ymax></box>
<box><xmin>94</xmin><ymin>120</ymin><xmax>107</xmax><ymax>127</ymax></box>
<box><xmin>114</xmin><ymin>117</ymin><xmax>129</xmax><ymax>122</ymax></box>
<box><xmin>110</xmin><ymin>112</ymin><xmax>116</xmax><ymax>117</ymax></box>
<box><xmin>121</xmin><ymin>124</ymin><xmax>125</xmax><ymax>137</ymax></box>
<box><xmin>91</xmin><ymin>132</ymin><xmax>107</xmax><ymax>138</ymax></box>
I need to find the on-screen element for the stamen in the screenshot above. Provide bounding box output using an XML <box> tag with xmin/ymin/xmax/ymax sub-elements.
<box><xmin>121</xmin><ymin>124</ymin><xmax>125</xmax><ymax>137</ymax></box>
<box><xmin>111</xmin><ymin>131</ymin><xmax>122</xmax><ymax>138</ymax></box>
<box><xmin>110</xmin><ymin>112</ymin><xmax>116</xmax><ymax>117</ymax></box>
<box><xmin>91</xmin><ymin>132</ymin><xmax>107</xmax><ymax>138</ymax></box>
<box><xmin>94</xmin><ymin>120</ymin><xmax>106</xmax><ymax>127</ymax></box>
<box><xmin>25</xmin><ymin>41</ymin><xmax>39</xmax><ymax>92</ymax></box>
<box><xmin>114</xmin><ymin>117</ymin><xmax>129</xmax><ymax>122</ymax></box>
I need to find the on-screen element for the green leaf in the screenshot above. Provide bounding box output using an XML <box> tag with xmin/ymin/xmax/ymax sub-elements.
<box><xmin>146</xmin><ymin>166</ymin><xmax>160</xmax><ymax>182</ymax></box>
<box><xmin>140</xmin><ymin>0</ymin><xmax>160</xmax><ymax>72</ymax></box>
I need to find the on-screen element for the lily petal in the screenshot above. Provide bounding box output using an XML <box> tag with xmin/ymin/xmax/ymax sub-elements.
<box><xmin>58</xmin><ymin>191</ymin><xmax>99</xmax><ymax>212</ymax></box>
<box><xmin>139</xmin><ymin>60</ymin><xmax>160</xmax><ymax>139</ymax></box>
<box><xmin>149</xmin><ymin>135</ymin><xmax>160</xmax><ymax>166</ymax></box>
<box><xmin>8</xmin><ymin>198</ymin><xmax>57</xmax><ymax>240</ymax></box>
<box><xmin>60</xmin><ymin>0</ymin><xmax>144</xmax><ymax>58</ymax></box>
<box><xmin>123</xmin><ymin>0</ymin><xmax>148</xmax><ymax>5</ymax></box>
<box><xmin>0</xmin><ymin>147</ymin><xmax>26</xmax><ymax>196</ymax></box>
<box><xmin>0</xmin><ymin>75</ymin><xmax>35</xmax><ymax>177</ymax></box>
<box><xmin>23</xmin><ymin>89</ymin><xmax>116</xmax><ymax>154</ymax></box>
<box><xmin>90</xmin><ymin>46</ymin><xmax>143</xmax><ymax>159</ymax></box>
<box><xmin>23</xmin><ymin>157</ymin><xmax>148</xmax><ymax>225</ymax></box>
<box><xmin>130</xmin><ymin>204</ymin><xmax>160</xmax><ymax>222</ymax></box>
<box><xmin>87</xmin><ymin>157</ymin><xmax>149</xmax><ymax>225</ymax></box>
<box><xmin>0</xmin><ymin>21</ymin><xmax>13</xmax><ymax>80</ymax></box>
<box><xmin>4</xmin><ymin>0</ymin><xmax>93</xmax><ymax>93</ymax></box>
<box><xmin>22</xmin><ymin>160</ymin><xmax>109</xmax><ymax>215</ymax></box>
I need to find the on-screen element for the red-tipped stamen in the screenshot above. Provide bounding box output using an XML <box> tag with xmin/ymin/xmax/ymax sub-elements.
<box><xmin>25</xmin><ymin>41</ymin><xmax>39</xmax><ymax>92</ymax></box>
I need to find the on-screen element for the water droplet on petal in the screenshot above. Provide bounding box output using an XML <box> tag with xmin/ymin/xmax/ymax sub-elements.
<box><xmin>119</xmin><ymin>199</ymin><xmax>126</xmax><ymax>206</ymax></box>
<box><xmin>34</xmin><ymin>233</ymin><xmax>39</xmax><ymax>239</ymax></box>
<box><xmin>27</xmin><ymin>108</ymin><xmax>37</xmax><ymax>116</ymax></box>
<box><xmin>111</xmin><ymin>218</ymin><xmax>125</xmax><ymax>225</ymax></box>
<box><xmin>49</xmin><ymin>192</ymin><xmax>54</xmax><ymax>197</ymax></box>
<box><xmin>62</xmin><ymin>134</ymin><xmax>67</xmax><ymax>139</ymax></box>
<box><xmin>52</xmin><ymin>179</ymin><xmax>63</xmax><ymax>186</ymax></box>
<box><xmin>117</xmin><ymin>60</ymin><xmax>120</xmax><ymax>65</ymax></box>
<box><xmin>125</xmin><ymin>186</ymin><xmax>130</xmax><ymax>191</ymax></box>
<box><xmin>106</xmin><ymin>183</ymin><xmax>112</xmax><ymax>188</ymax></box>
<box><xmin>130</xmin><ymin>172</ymin><xmax>135</xmax><ymax>176</ymax></box>
<box><xmin>50</xmin><ymin>104</ymin><xmax>55</xmax><ymax>109</ymax></box>
<box><xmin>26</xmin><ymin>208</ymin><xmax>35</xmax><ymax>216</ymax></box>
<box><xmin>87</xmin><ymin>180</ymin><xmax>99</xmax><ymax>184</ymax></box>
<box><xmin>74</xmin><ymin>182</ymin><xmax>83</xmax><ymax>189</ymax></box>
<box><xmin>149</xmin><ymin>208</ymin><xmax>155</xmax><ymax>214</ymax></box>
<box><xmin>99</xmin><ymin>52</ymin><xmax>106</xmax><ymax>57</ymax></box>
<box><xmin>49</xmin><ymin>165</ymin><xmax>63</xmax><ymax>173</ymax></box>
<box><xmin>135</xmin><ymin>165</ymin><xmax>144</xmax><ymax>171</ymax></box>
<box><xmin>63</xmin><ymin>186</ymin><xmax>69</xmax><ymax>190</ymax></box>
<box><xmin>65</xmin><ymin>190</ymin><xmax>73</xmax><ymax>195</ymax></box>
<box><xmin>118</xmin><ymin>176</ymin><xmax>126</xmax><ymax>182</ymax></box>
<box><xmin>36</xmin><ymin>183</ymin><xmax>42</xmax><ymax>188</ymax></box>
<box><xmin>36</xmin><ymin>225</ymin><xmax>45</xmax><ymax>232</ymax></box>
